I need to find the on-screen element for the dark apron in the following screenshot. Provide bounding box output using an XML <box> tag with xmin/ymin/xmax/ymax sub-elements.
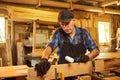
<box><xmin>58</xmin><ymin>29</ymin><xmax>87</xmax><ymax>64</ymax></box>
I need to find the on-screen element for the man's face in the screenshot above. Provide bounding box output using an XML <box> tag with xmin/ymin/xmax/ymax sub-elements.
<box><xmin>59</xmin><ymin>19</ymin><xmax>76</xmax><ymax>34</ymax></box>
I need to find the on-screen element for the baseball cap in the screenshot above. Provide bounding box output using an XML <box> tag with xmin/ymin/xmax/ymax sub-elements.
<box><xmin>58</xmin><ymin>9</ymin><xmax>74</xmax><ymax>23</ymax></box>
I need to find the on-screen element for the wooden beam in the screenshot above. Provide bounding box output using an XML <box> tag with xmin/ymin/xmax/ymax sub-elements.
<box><xmin>32</xmin><ymin>21</ymin><xmax>37</xmax><ymax>55</ymax></box>
<box><xmin>1</xmin><ymin>0</ymin><xmax>37</xmax><ymax>5</ymax></box>
<box><xmin>28</xmin><ymin>61</ymin><xmax>92</xmax><ymax>80</ymax></box>
<box><xmin>66</xmin><ymin>0</ymin><xmax>80</xmax><ymax>3</ymax></box>
<box><xmin>95</xmin><ymin>51</ymin><xmax>120</xmax><ymax>60</ymax></box>
<box><xmin>6</xmin><ymin>5</ymin><xmax>58</xmax><ymax>23</ymax></box>
<box><xmin>1</xmin><ymin>0</ymin><xmax>120</xmax><ymax>15</ymax></box>
<box><xmin>101</xmin><ymin>0</ymin><xmax>118</xmax><ymax>7</ymax></box>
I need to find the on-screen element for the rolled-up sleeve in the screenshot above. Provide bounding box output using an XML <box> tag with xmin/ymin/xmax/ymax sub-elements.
<box><xmin>46</xmin><ymin>29</ymin><xmax>59</xmax><ymax>51</ymax></box>
<box><xmin>83</xmin><ymin>29</ymin><xmax>99</xmax><ymax>51</ymax></box>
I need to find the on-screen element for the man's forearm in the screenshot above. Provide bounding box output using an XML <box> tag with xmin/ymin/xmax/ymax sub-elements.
<box><xmin>87</xmin><ymin>49</ymin><xmax>100</xmax><ymax>60</ymax></box>
<box><xmin>42</xmin><ymin>46</ymin><xmax>52</xmax><ymax>59</ymax></box>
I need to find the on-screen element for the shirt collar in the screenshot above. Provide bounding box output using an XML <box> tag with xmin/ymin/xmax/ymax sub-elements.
<box><xmin>75</xmin><ymin>26</ymin><xmax>82</xmax><ymax>35</ymax></box>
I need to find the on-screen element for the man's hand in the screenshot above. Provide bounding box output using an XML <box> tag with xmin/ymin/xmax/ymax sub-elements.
<box><xmin>74</xmin><ymin>55</ymin><xmax>89</xmax><ymax>62</ymax></box>
<box><xmin>35</xmin><ymin>58</ymin><xmax>51</xmax><ymax>77</ymax></box>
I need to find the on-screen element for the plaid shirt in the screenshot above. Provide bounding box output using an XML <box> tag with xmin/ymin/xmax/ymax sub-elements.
<box><xmin>47</xmin><ymin>26</ymin><xmax>99</xmax><ymax>55</ymax></box>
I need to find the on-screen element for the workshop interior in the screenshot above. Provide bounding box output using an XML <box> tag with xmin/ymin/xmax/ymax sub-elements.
<box><xmin>0</xmin><ymin>0</ymin><xmax>120</xmax><ymax>80</ymax></box>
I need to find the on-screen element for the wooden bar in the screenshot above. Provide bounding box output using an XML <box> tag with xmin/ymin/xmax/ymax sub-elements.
<box><xmin>1</xmin><ymin>0</ymin><xmax>120</xmax><ymax>15</ymax></box>
<box><xmin>96</xmin><ymin>51</ymin><xmax>120</xmax><ymax>60</ymax></box>
<box><xmin>78</xmin><ymin>75</ymin><xmax>91</xmax><ymax>80</ymax></box>
<box><xmin>7</xmin><ymin>5</ymin><xmax>58</xmax><ymax>22</ymax></box>
<box><xmin>0</xmin><ymin>65</ymin><xmax>28</xmax><ymax>78</ymax></box>
<box><xmin>94</xmin><ymin>60</ymin><xmax>104</xmax><ymax>72</ymax></box>
<box><xmin>104</xmin><ymin>58</ymin><xmax>120</xmax><ymax>71</ymax></box>
<box><xmin>28</xmin><ymin>61</ymin><xmax>92</xmax><ymax>80</ymax></box>
<box><xmin>32</xmin><ymin>21</ymin><xmax>37</xmax><ymax>55</ymax></box>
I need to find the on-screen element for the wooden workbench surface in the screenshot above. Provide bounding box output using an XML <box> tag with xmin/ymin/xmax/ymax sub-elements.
<box><xmin>96</xmin><ymin>51</ymin><xmax>120</xmax><ymax>60</ymax></box>
<box><xmin>0</xmin><ymin>65</ymin><xmax>28</xmax><ymax>78</ymax></box>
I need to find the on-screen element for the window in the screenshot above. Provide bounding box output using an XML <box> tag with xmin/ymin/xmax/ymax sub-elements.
<box><xmin>0</xmin><ymin>17</ymin><xmax>5</xmax><ymax>43</ymax></box>
<box><xmin>98</xmin><ymin>21</ymin><xmax>110</xmax><ymax>45</ymax></box>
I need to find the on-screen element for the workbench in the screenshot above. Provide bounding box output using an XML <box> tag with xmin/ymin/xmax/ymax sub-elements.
<box><xmin>27</xmin><ymin>51</ymin><xmax>120</xmax><ymax>80</ymax></box>
<box><xmin>0</xmin><ymin>65</ymin><xmax>28</xmax><ymax>80</ymax></box>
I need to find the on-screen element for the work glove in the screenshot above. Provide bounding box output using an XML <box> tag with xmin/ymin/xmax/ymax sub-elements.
<box><xmin>74</xmin><ymin>55</ymin><xmax>89</xmax><ymax>62</ymax></box>
<box><xmin>35</xmin><ymin>58</ymin><xmax>51</xmax><ymax>77</ymax></box>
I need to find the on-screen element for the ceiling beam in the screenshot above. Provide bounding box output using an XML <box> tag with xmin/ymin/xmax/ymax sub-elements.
<box><xmin>66</xmin><ymin>0</ymin><xmax>79</xmax><ymax>3</ymax></box>
<box><xmin>101</xmin><ymin>0</ymin><xmax>118</xmax><ymax>7</ymax></box>
<box><xmin>0</xmin><ymin>0</ymin><xmax>120</xmax><ymax>15</ymax></box>
<box><xmin>3</xmin><ymin>5</ymin><xmax>58</xmax><ymax>23</ymax></box>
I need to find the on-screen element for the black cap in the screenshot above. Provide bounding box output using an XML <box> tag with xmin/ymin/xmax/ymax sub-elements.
<box><xmin>58</xmin><ymin>9</ymin><xmax>74</xmax><ymax>23</ymax></box>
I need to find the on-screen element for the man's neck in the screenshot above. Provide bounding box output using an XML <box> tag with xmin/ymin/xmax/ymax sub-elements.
<box><xmin>69</xmin><ymin>27</ymin><xmax>76</xmax><ymax>40</ymax></box>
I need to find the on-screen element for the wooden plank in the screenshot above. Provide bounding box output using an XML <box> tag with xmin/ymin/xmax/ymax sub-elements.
<box><xmin>16</xmin><ymin>42</ymin><xmax>24</xmax><ymax>65</ymax></box>
<box><xmin>16</xmin><ymin>76</ymin><xmax>26</xmax><ymax>80</ymax></box>
<box><xmin>1</xmin><ymin>0</ymin><xmax>37</xmax><ymax>5</ymax></box>
<box><xmin>4</xmin><ymin>0</ymin><xmax>120</xmax><ymax>14</ymax></box>
<box><xmin>110</xmin><ymin>69</ymin><xmax>120</xmax><ymax>77</ymax></box>
<box><xmin>0</xmin><ymin>65</ymin><xmax>28</xmax><ymax>78</ymax></box>
<box><xmin>0</xmin><ymin>58</ymin><xmax>2</xmax><ymax>66</ymax></box>
<box><xmin>7</xmin><ymin>5</ymin><xmax>58</xmax><ymax>22</ymax></box>
<box><xmin>1</xmin><ymin>0</ymin><xmax>120</xmax><ymax>15</ymax></box>
<box><xmin>28</xmin><ymin>61</ymin><xmax>92</xmax><ymax>80</ymax></box>
<box><xmin>92</xmin><ymin>75</ymin><xmax>120</xmax><ymax>80</ymax></box>
<box><xmin>32</xmin><ymin>21</ymin><xmax>37</xmax><ymax>55</ymax></box>
<box><xmin>101</xmin><ymin>0</ymin><xmax>118</xmax><ymax>7</ymax></box>
<box><xmin>103</xmin><ymin>76</ymin><xmax>120</xmax><ymax>80</ymax></box>
<box><xmin>78</xmin><ymin>75</ymin><xmax>91</xmax><ymax>80</ymax></box>
<box><xmin>94</xmin><ymin>60</ymin><xmax>104</xmax><ymax>72</ymax></box>
<box><xmin>95</xmin><ymin>51</ymin><xmax>120</xmax><ymax>60</ymax></box>
<box><xmin>104</xmin><ymin>58</ymin><xmax>120</xmax><ymax>70</ymax></box>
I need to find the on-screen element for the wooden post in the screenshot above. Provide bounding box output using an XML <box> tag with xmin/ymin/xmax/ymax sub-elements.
<box><xmin>32</xmin><ymin>21</ymin><xmax>37</xmax><ymax>55</ymax></box>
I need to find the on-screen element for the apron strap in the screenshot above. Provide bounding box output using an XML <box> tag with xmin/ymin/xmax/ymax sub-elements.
<box><xmin>59</xmin><ymin>28</ymin><xmax>69</xmax><ymax>43</ymax></box>
<box><xmin>79</xmin><ymin>28</ymin><xmax>84</xmax><ymax>43</ymax></box>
